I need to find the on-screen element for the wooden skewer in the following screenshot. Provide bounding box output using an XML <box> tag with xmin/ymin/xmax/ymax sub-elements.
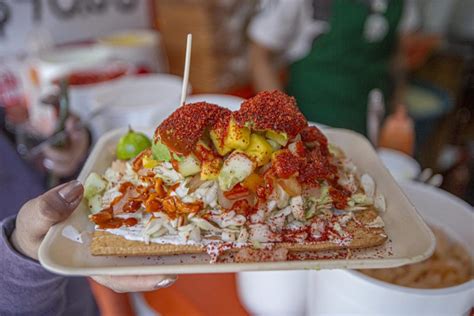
<box><xmin>179</xmin><ymin>33</ymin><xmax>192</xmax><ymax>107</ymax></box>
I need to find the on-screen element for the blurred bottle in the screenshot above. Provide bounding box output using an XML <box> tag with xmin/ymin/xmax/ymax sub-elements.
<box><xmin>0</xmin><ymin>60</ymin><xmax>29</xmax><ymax>127</ymax></box>
<box><xmin>378</xmin><ymin>104</ymin><xmax>415</xmax><ymax>156</ymax></box>
<box><xmin>367</xmin><ymin>89</ymin><xmax>385</xmax><ymax>145</ymax></box>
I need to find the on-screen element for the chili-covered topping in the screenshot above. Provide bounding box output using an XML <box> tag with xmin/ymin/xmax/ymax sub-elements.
<box><xmin>297</xmin><ymin>146</ymin><xmax>338</xmax><ymax>187</ymax></box>
<box><xmin>329</xmin><ymin>187</ymin><xmax>350</xmax><ymax>209</ymax></box>
<box><xmin>301</xmin><ymin>126</ymin><xmax>328</xmax><ymax>149</ymax></box>
<box><xmin>155</xmin><ymin>102</ymin><xmax>231</xmax><ymax>155</ymax></box>
<box><xmin>211</xmin><ymin>110</ymin><xmax>232</xmax><ymax>145</ymax></box>
<box><xmin>234</xmin><ymin>90</ymin><xmax>307</xmax><ymax>138</ymax></box>
<box><xmin>122</xmin><ymin>200</ymin><xmax>141</xmax><ymax>213</ymax></box>
<box><xmin>272</xmin><ymin>149</ymin><xmax>303</xmax><ymax>179</ymax></box>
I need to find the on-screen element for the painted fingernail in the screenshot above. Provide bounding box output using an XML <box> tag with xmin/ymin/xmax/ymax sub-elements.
<box><xmin>154</xmin><ymin>277</ymin><xmax>176</xmax><ymax>289</ymax></box>
<box><xmin>58</xmin><ymin>180</ymin><xmax>83</xmax><ymax>203</ymax></box>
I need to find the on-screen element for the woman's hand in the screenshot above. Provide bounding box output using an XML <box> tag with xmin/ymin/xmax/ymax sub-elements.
<box><xmin>10</xmin><ymin>180</ymin><xmax>176</xmax><ymax>292</ymax></box>
<box><xmin>43</xmin><ymin>117</ymin><xmax>90</xmax><ymax>178</ymax></box>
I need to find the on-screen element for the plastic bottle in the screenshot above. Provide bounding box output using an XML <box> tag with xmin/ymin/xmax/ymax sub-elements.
<box><xmin>378</xmin><ymin>104</ymin><xmax>415</xmax><ymax>156</ymax></box>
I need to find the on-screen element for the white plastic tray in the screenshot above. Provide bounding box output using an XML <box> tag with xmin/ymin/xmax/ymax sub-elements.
<box><xmin>39</xmin><ymin>127</ymin><xmax>435</xmax><ymax>276</ymax></box>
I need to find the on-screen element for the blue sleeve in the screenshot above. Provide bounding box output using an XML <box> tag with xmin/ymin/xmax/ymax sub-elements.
<box><xmin>0</xmin><ymin>216</ymin><xmax>70</xmax><ymax>315</ymax></box>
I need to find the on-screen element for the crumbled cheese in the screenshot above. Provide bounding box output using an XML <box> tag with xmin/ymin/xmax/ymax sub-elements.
<box><xmin>250</xmin><ymin>208</ymin><xmax>265</xmax><ymax>224</ymax></box>
<box><xmin>310</xmin><ymin>221</ymin><xmax>325</xmax><ymax>239</ymax></box>
<box><xmin>267</xmin><ymin>213</ymin><xmax>286</xmax><ymax>232</ymax></box>
<box><xmin>237</xmin><ymin>227</ymin><xmax>249</xmax><ymax>243</ymax></box>
<box><xmin>221</xmin><ymin>230</ymin><xmax>236</xmax><ymax>242</ymax></box>
<box><xmin>361</xmin><ymin>174</ymin><xmax>375</xmax><ymax>198</ymax></box>
<box><xmin>374</xmin><ymin>194</ymin><xmax>386</xmax><ymax>213</ymax></box>
<box><xmin>290</xmin><ymin>196</ymin><xmax>305</xmax><ymax>221</ymax></box>
<box><xmin>153</xmin><ymin>162</ymin><xmax>183</xmax><ymax>185</ymax></box>
<box><xmin>332</xmin><ymin>222</ymin><xmax>348</xmax><ymax>237</ymax></box>
<box><xmin>249</xmin><ymin>224</ymin><xmax>273</xmax><ymax>242</ymax></box>
<box><xmin>366</xmin><ymin>216</ymin><xmax>385</xmax><ymax>228</ymax></box>
<box><xmin>339</xmin><ymin>212</ymin><xmax>354</xmax><ymax>226</ymax></box>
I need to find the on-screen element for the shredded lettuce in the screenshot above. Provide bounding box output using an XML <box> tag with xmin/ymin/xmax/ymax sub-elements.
<box><xmin>251</xmin><ymin>240</ymin><xmax>263</xmax><ymax>249</ymax></box>
<box><xmin>172</xmin><ymin>152</ymin><xmax>185</xmax><ymax>162</ymax></box>
<box><xmin>317</xmin><ymin>184</ymin><xmax>331</xmax><ymax>205</ymax></box>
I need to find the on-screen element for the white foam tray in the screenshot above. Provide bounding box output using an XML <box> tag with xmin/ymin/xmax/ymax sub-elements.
<box><xmin>39</xmin><ymin>127</ymin><xmax>435</xmax><ymax>276</ymax></box>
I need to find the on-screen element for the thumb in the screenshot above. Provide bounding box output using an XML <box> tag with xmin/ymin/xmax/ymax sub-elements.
<box><xmin>13</xmin><ymin>180</ymin><xmax>84</xmax><ymax>260</ymax></box>
<box><xmin>26</xmin><ymin>180</ymin><xmax>84</xmax><ymax>233</ymax></box>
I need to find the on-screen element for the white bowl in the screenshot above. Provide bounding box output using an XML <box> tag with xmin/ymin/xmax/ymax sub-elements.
<box><xmin>186</xmin><ymin>94</ymin><xmax>243</xmax><ymax>111</ymax></box>
<box><xmin>37</xmin><ymin>45</ymin><xmax>112</xmax><ymax>85</ymax></box>
<box><xmin>65</xmin><ymin>61</ymin><xmax>132</xmax><ymax>120</ymax></box>
<box><xmin>236</xmin><ymin>271</ymin><xmax>308</xmax><ymax>316</ymax></box>
<box><xmin>377</xmin><ymin>148</ymin><xmax>421</xmax><ymax>182</ymax></box>
<box><xmin>98</xmin><ymin>29</ymin><xmax>168</xmax><ymax>73</ymax></box>
<box><xmin>307</xmin><ymin>181</ymin><xmax>474</xmax><ymax>316</ymax></box>
<box><xmin>89</xmin><ymin>74</ymin><xmax>184</xmax><ymax>139</ymax></box>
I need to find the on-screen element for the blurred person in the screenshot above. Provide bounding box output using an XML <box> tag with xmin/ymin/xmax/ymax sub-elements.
<box><xmin>0</xmin><ymin>112</ymin><xmax>90</xmax><ymax>212</ymax></box>
<box><xmin>248</xmin><ymin>0</ymin><xmax>419</xmax><ymax>135</ymax></box>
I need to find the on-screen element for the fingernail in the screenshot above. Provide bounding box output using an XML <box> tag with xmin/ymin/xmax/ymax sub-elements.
<box><xmin>43</xmin><ymin>158</ymin><xmax>54</xmax><ymax>170</ymax></box>
<box><xmin>58</xmin><ymin>180</ymin><xmax>83</xmax><ymax>203</ymax></box>
<box><xmin>154</xmin><ymin>277</ymin><xmax>177</xmax><ymax>289</ymax></box>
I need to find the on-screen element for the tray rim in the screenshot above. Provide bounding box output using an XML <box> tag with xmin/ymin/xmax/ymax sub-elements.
<box><xmin>38</xmin><ymin>127</ymin><xmax>436</xmax><ymax>276</ymax></box>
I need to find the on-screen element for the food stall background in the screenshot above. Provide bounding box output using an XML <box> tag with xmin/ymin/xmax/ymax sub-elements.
<box><xmin>0</xmin><ymin>0</ymin><xmax>472</xmax><ymax>315</ymax></box>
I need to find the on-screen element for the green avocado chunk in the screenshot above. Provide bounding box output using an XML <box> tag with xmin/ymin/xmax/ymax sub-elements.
<box><xmin>152</xmin><ymin>141</ymin><xmax>172</xmax><ymax>162</ymax></box>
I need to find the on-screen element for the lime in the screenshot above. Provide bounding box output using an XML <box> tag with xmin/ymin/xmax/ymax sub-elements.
<box><xmin>116</xmin><ymin>127</ymin><xmax>152</xmax><ymax>160</ymax></box>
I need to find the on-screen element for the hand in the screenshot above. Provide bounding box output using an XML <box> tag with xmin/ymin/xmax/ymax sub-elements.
<box><xmin>91</xmin><ymin>275</ymin><xmax>177</xmax><ymax>293</ymax></box>
<box><xmin>43</xmin><ymin>117</ymin><xmax>90</xmax><ymax>178</ymax></box>
<box><xmin>11</xmin><ymin>180</ymin><xmax>84</xmax><ymax>260</ymax></box>
<box><xmin>10</xmin><ymin>180</ymin><xmax>177</xmax><ymax>292</ymax></box>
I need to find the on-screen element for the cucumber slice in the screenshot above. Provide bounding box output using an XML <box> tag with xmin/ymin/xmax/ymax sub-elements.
<box><xmin>218</xmin><ymin>152</ymin><xmax>255</xmax><ymax>191</ymax></box>
<box><xmin>88</xmin><ymin>194</ymin><xmax>103</xmax><ymax>214</ymax></box>
<box><xmin>84</xmin><ymin>172</ymin><xmax>107</xmax><ymax>199</ymax></box>
<box><xmin>178</xmin><ymin>154</ymin><xmax>201</xmax><ymax>177</ymax></box>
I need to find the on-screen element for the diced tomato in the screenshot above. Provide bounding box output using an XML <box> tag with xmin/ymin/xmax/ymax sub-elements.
<box><xmin>242</xmin><ymin>173</ymin><xmax>264</xmax><ymax>192</ymax></box>
<box><xmin>277</xmin><ymin>177</ymin><xmax>302</xmax><ymax>197</ymax></box>
<box><xmin>294</xmin><ymin>141</ymin><xmax>306</xmax><ymax>157</ymax></box>
<box><xmin>194</xmin><ymin>142</ymin><xmax>218</xmax><ymax>162</ymax></box>
<box><xmin>230</xmin><ymin>199</ymin><xmax>253</xmax><ymax>216</ymax></box>
<box><xmin>224</xmin><ymin>184</ymin><xmax>250</xmax><ymax>200</ymax></box>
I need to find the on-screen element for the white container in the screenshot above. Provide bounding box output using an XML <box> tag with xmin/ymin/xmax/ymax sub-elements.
<box><xmin>38</xmin><ymin>128</ymin><xmax>435</xmax><ymax>276</ymax></box>
<box><xmin>377</xmin><ymin>148</ymin><xmax>421</xmax><ymax>182</ymax></box>
<box><xmin>186</xmin><ymin>94</ymin><xmax>243</xmax><ymax>111</ymax></box>
<box><xmin>237</xmin><ymin>271</ymin><xmax>308</xmax><ymax>316</ymax></box>
<box><xmin>65</xmin><ymin>61</ymin><xmax>132</xmax><ymax>121</ymax></box>
<box><xmin>35</xmin><ymin>45</ymin><xmax>112</xmax><ymax>86</ymax></box>
<box><xmin>98</xmin><ymin>29</ymin><xmax>168</xmax><ymax>73</ymax></box>
<box><xmin>307</xmin><ymin>181</ymin><xmax>474</xmax><ymax>316</ymax></box>
<box><xmin>89</xmin><ymin>74</ymin><xmax>183</xmax><ymax>139</ymax></box>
